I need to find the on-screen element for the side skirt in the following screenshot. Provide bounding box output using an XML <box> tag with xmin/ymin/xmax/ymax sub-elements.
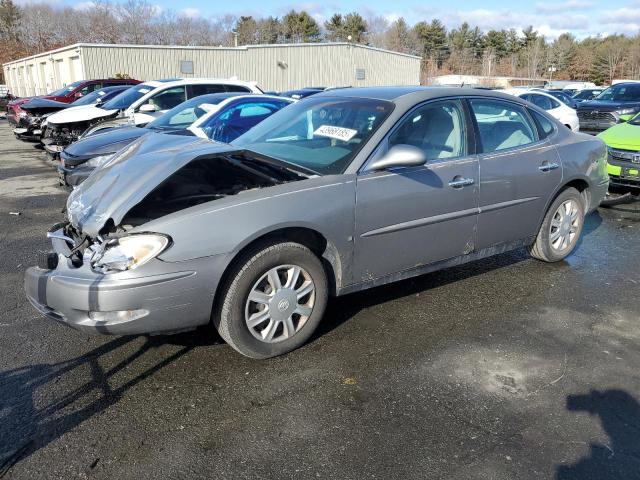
<box><xmin>337</xmin><ymin>237</ymin><xmax>535</xmax><ymax>296</ymax></box>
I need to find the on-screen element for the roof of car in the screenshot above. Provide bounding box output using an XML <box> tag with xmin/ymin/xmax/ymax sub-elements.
<box><xmin>314</xmin><ymin>86</ymin><xmax>527</xmax><ymax>103</ymax></box>
<box><xmin>147</xmin><ymin>78</ymin><xmax>258</xmax><ymax>89</ymax></box>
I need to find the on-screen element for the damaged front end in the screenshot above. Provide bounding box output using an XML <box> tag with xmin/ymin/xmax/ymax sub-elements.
<box><xmin>43</xmin><ymin>114</ymin><xmax>119</xmax><ymax>158</ymax></box>
<box><xmin>26</xmin><ymin>134</ymin><xmax>312</xmax><ymax>335</ymax></box>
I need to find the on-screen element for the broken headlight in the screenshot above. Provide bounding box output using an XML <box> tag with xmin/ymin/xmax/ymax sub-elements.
<box><xmin>91</xmin><ymin>234</ymin><xmax>170</xmax><ymax>273</ymax></box>
<box><xmin>84</xmin><ymin>154</ymin><xmax>114</xmax><ymax>169</ymax></box>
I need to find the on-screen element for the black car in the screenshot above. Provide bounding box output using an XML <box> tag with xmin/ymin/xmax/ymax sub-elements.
<box><xmin>15</xmin><ymin>86</ymin><xmax>131</xmax><ymax>142</ymax></box>
<box><xmin>577</xmin><ymin>82</ymin><xmax>640</xmax><ymax>135</ymax></box>
<box><xmin>572</xmin><ymin>88</ymin><xmax>604</xmax><ymax>103</ymax></box>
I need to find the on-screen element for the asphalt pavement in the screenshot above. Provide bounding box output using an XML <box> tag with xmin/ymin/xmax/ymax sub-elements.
<box><xmin>1</xmin><ymin>119</ymin><xmax>639</xmax><ymax>479</ymax></box>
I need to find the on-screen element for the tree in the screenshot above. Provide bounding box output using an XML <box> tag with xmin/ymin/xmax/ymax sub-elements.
<box><xmin>0</xmin><ymin>0</ymin><xmax>21</xmax><ymax>43</ymax></box>
<box><xmin>383</xmin><ymin>18</ymin><xmax>413</xmax><ymax>54</ymax></box>
<box><xmin>324</xmin><ymin>14</ymin><xmax>344</xmax><ymax>41</ymax></box>
<box><xmin>413</xmin><ymin>19</ymin><xmax>448</xmax><ymax>67</ymax></box>
<box><xmin>256</xmin><ymin>16</ymin><xmax>280</xmax><ymax>44</ymax></box>
<box><xmin>235</xmin><ymin>16</ymin><xmax>258</xmax><ymax>45</ymax></box>
<box><xmin>281</xmin><ymin>10</ymin><xmax>320</xmax><ymax>43</ymax></box>
<box><xmin>342</xmin><ymin>13</ymin><xmax>367</xmax><ymax>43</ymax></box>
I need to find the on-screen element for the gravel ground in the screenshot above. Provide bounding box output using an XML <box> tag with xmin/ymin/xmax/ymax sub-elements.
<box><xmin>1</xmin><ymin>119</ymin><xmax>639</xmax><ymax>480</ymax></box>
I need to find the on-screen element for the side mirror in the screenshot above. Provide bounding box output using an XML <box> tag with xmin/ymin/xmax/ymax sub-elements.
<box><xmin>74</xmin><ymin>92</ymin><xmax>84</xmax><ymax>98</ymax></box>
<box><xmin>139</xmin><ymin>103</ymin><xmax>157</xmax><ymax>113</ymax></box>
<box><xmin>367</xmin><ymin>144</ymin><xmax>427</xmax><ymax>171</ymax></box>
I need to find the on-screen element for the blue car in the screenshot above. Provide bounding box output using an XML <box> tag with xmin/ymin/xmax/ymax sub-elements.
<box><xmin>58</xmin><ymin>94</ymin><xmax>293</xmax><ymax>186</ymax></box>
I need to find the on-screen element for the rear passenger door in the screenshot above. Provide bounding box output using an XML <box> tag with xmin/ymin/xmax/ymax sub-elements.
<box><xmin>469</xmin><ymin>98</ymin><xmax>563</xmax><ymax>249</ymax></box>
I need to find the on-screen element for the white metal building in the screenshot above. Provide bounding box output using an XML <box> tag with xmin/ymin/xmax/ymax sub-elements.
<box><xmin>3</xmin><ymin>43</ymin><xmax>421</xmax><ymax>97</ymax></box>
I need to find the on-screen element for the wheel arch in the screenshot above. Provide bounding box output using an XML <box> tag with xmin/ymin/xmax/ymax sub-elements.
<box><xmin>213</xmin><ymin>225</ymin><xmax>343</xmax><ymax>311</ymax></box>
<box><xmin>537</xmin><ymin>176</ymin><xmax>591</xmax><ymax>232</ymax></box>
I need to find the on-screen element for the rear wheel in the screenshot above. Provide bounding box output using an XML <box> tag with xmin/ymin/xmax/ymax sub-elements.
<box><xmin>530</xmin><ymin>187</ymin><xmax>585</xmax><ymax>262</ymax></box>
<box><xmin>215</xmin><ymin>241</ymin><xmax>328</xmax><ymax>359</ymax></box>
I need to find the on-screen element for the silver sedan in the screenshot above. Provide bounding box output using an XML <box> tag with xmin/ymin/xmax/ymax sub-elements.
<box><xmin>25</xmin><ymin>87</ymin><xmax>609</xmax><ymax>358</ymax></box>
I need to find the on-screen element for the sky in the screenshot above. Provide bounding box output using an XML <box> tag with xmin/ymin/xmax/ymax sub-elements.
<box><xmin>18</xmin><ymin>0</ymin><xmax>640</xmax><ymax>39</ymax></box>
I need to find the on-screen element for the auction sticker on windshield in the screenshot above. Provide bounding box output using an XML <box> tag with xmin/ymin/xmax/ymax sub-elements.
<box><xmin>314</xmin><ymin>125</ymin><xmax>357</xmax><ymax>142</ymax></box>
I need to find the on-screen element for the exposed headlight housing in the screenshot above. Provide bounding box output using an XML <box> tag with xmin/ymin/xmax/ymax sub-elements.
<box><xmin>616</xmin><ymin>107</ymin><xmax>640</xmax><ymax>116</ymax></box>
<box><xmin>84</xmin><ymin>154</ymin><xmax>114</xmax><ymax>169</ymax></box>
<box><xmin>90</xmin><ymin>234</ymin><xmax>170</xmax><ymax>273</ymax></box>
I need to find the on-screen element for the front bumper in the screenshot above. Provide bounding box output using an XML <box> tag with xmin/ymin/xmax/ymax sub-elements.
<box><xmin>24</xmin><ymin>240</ymin><xmax>226</xmax><ymax>335</ymax></box>
<box><xmin>57</xmin><ymin>163</ymin><xmax>93</xmax><ymax>187</ymax></box>
<box><xmin>607</xmin><ymin>153</ymin><xmax>640</xmax><ymax>189</ymax></box>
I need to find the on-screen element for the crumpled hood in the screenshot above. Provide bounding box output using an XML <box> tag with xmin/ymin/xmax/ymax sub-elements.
<box><xmin>63</xmin><ymin>126</ymin><xmax>149</xmax><ymax>162</ymax></box>
<box><xmin>21</xmin><ymin>98</ymin><xmax>69</xmax><ymax>112</ymax></box>
<box><xmin>48</xmin><ymin>104</ymin><xmax>118</xmax><ymax>126</ymax></box>
<box><xmin>67</xmin><ymin>132</ymin><xmax>234</xmax><ymax>237</ymax></box>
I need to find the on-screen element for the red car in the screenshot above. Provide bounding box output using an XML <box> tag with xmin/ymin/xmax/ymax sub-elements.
<box><xmin>6</xmin><ymin>78</ymin><xmax>140</xmax><ymax>125</ymax></box>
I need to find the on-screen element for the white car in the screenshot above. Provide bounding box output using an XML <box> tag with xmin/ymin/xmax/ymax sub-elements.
<box><xmin>505</xmin><ymin>89</ymin><xmax>579</xmax><ymax>132</ymax></box>
<box><xmin>42</xmin><ymin>78</ymin><xmax>263</xmax><ymax>155</ymax></box>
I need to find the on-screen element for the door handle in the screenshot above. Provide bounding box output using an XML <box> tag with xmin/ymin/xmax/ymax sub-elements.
<box><xmin>448</xmin><ymin>177</ymin><xmax>475</xmax><ymax>188</ymax></box>
<box><xmin>539</xmin><ymin>162</ymin><xmax>560</xmax><ymax>172</ymax></box>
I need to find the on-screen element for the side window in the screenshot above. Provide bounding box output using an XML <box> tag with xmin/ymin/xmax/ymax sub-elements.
<box><xmin>530</xmin><ymin>110</ymin><xmax>555</xmax><ymax>139</ymax></box>
<box><xmin>470</xmin><ymin>99</ymin><xmax>536</xmax><ymax>153</ymax></box>
<box><xmin>76</xmin><ymin>84</ymin><xmax>97</xmax><ymax>96</ymax></box>
<box><xmin>189</xmin><ymin>84</ymin><xmax>226</xmax><ymax>97</ymax></box>
<box><xmin>141</xmin><ymin>86</ymin><xmax>187</xmax><ymax>111</ymax></box>
<box><xmin>225</xmin><ymin>84</ymin><xmax>252</xmax><ymax>93</ymax></box>
<box><xmin>388</xmin><ymin>100</ymin><xmax>466</xmax><ymax>161</ymax></box>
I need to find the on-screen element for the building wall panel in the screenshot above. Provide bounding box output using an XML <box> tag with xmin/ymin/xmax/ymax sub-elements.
<box><xmin>4</xmin><ymin>43</ymin><xmax>420</xmax><ymax>96</ymax></box>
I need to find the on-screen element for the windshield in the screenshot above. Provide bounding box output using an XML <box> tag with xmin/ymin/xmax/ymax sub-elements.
<box><xmin>71</xmin><ymin>89</ymin><xmax>110</xmax><ymax>106</ymax></box>
<box><xmin>596</xmin><ymin>84</ymin><xmax>640</xmax><ymax>102</ymax></box>
<box><xmin>146</xmin><ymin>94</ymin><xmax>230</xmax><ymax>130</ymax></box>
<box><xmin>48</xmin><ymin>81</ymin><xmax>84</xmax><ymax>97</ymax></box>
<box><xmin>231</xmin><ymin>97</ymin><xmax>394</xmax><ymax>175</ymax></box>
<box><xmin>102</xmin><ymin>83</ymin><xmax>155</xmax><ymax>110</ymax></box>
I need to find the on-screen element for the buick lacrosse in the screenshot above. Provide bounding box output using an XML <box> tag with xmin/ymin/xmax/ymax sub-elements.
<box><xmin>26</xmin><ymin>87</ymin><xmax>609</xmax><ymax>358</ymax></box>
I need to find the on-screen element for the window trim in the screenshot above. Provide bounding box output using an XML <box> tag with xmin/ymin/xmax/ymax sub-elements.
<box><xmin>528</xmin><ymin>107</ymin><xmax>558</xmax><ymax>140</ymax></box>
<box><xmin>359</xmin><ymin>96</ymin><xmax>475</xmax><ymax>175</ymax></box>
<box><xmin>465</xmin><ymin>96</ymin><xmax>546</xmax><ymax>156</ymax></box>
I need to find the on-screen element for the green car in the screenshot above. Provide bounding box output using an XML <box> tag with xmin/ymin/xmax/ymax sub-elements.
<box><xmin>598</xmin><ymin>113</ymin><xmax>640</xmax><ymax>204</ymax></box>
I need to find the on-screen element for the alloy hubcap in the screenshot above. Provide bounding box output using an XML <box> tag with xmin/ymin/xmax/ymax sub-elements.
<box><xmin>245</xmin><ymin>265</ymin><xmax>315</xmax><ymax>343</ymax></box>
<box><xmin>549</xmin><ymin>199</ymin><xmax>580</xmax><ymax>252</ymax></box>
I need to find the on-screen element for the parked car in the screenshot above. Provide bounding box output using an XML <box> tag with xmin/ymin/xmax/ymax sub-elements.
<box><xmin>13</xmin><ymin>86</ymin><xmax>131</xmax><ymax>142</ymax></box>
<box><xmin>597</xmin><ymin>112</ymin><xmax>640</xmax><ymax>203</ymax></box>
<box><xmin>25</xmin><ymin>87</ymin><xmax>608</xmax><ymax>358</ymax></box>
<box><xmin>279</xmin><ymin>87</ymin><xmax>326</xmax><ymax>99</ymax></box>
<box><xmin>6</xmin><ymin>78</ymin><xmax>140</xmax><ymax>126</ymax></box>
<box><xmin>58</xmin><ymin>94</ymin><xmax>293</xmax><ymax>186</ymax></box>
<box><xmin>507</xmin><ymin>89</ymin><xmax>579</xmax><ymax>131</ymax></box>
<box><xmin>572</xmin><ymin>88</ymin><xmax>604</xmax><ymax>103</ymax></box>
<box><xmin>42</xmin><ymin>78</ymin><xmax>263</xmax><ymax>158</ymax></box>
<box><xmin>577</xmin><ymin>82</ymin><xmax>640</xmax><ymax>134</ymax></box>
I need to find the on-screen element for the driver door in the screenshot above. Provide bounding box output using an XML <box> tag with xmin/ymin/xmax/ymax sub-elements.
<box><xmin>353</xmin><ymin>99</ymin><xmax>479</xmax><ymax>283</ymax></box>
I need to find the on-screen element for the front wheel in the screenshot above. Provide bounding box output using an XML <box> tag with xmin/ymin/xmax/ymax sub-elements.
<box><xmin>530</xmin><ymin>187</ymin><xmax>585</xmax><ymax>262</ymax></box>
<box><xmin>215</xmin><ymin>242</ymin><xmax>328</xmax><ymax>359</ymax></box>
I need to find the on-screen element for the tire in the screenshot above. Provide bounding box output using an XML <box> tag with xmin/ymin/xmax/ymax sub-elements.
<box><xmin>530</xmin><ymin>187</ymin><xmax>585</xmax><ymax>262</ymax></box>
<box><xmin>215</xmin><ymin>241</ymin><xmax>328</xmax><ymax>359</ymax></box>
